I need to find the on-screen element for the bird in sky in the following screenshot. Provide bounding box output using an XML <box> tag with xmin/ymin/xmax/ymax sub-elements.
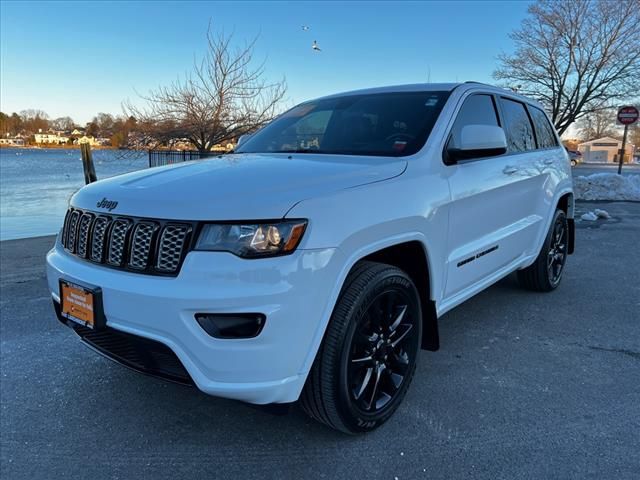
<box><xmin>312</xmin><ymin>40</ymin><xmax>322</xmax><ymax>52</ymax></box>
<box><xmin>301</xmin><ymin>25</ymin><xmax>310</xmax><ymax>31</ymax></box>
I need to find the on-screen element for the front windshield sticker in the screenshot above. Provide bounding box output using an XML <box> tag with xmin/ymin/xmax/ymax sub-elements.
<box><xmin>425</xmin><ymin>96</ymin><xmax>440</xmax><ymax>107</ymax></box>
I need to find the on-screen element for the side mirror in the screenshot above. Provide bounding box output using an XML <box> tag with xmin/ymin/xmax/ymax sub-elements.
<box><xmin>237</xmin><ymin>133</ymin><xmax>252</xmax><ymax>147</ymax></box>
<box><xmin>447</xmin><ymin>124</ymin><xmax>507</xmax><ymax>163</ymax></box>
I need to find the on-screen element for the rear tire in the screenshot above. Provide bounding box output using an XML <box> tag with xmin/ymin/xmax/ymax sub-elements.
<box><xmin>518</xmin><ymin>209</ymin><xmax>568</xmax><ymax>292</ymax></box>
<box><xmin>300</xmin><ymin>261</ymin><xmax>422</xmax><ymax>434</ymax></box>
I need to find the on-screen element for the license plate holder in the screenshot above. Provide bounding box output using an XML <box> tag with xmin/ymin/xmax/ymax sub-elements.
<box><xmin>59</xmin><ymin>279</ymin><xmax>105</xmax><ymax>330</ymax></box>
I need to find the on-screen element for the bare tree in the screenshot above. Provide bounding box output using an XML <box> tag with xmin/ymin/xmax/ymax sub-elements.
<box><xmin>576</xmin><ymin>106</ymin><xmax>620</xmax><ymax>140</ymax></box>
<box><xmin>19</xmin><ymin>109</ymin><xmax>49</xmax><ymax>132</ymax></box>
<box><xmin>51</xmin><ymin>116</ymin><xmax>75</xmax><ymax>132</ymax></box>
<box><xmin>494</xmin><ymin>0</ymin><xmax>640</xmax><ymax>136</ymax></box>
<box><xmin>126</xmin><ymin>24</ymin><xmax>286</xmax><ymax>152</ymax></box>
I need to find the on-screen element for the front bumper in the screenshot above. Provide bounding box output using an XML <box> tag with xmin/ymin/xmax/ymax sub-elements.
<box><xmin>46</xmin><ymin>238</ymin><xmax>343</xmax><ymax>404</ymax></box>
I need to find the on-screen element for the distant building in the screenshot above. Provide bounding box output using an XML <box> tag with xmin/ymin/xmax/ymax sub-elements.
<box><xmin>75</xmin><ymin>135</ymin><xmax>100</xmax><ymax>146</ymax></box>
<box><xmin>71</xmin><ymin>128</ymin><xmax>85</xmax><ymax>136</ymax></box>
<box><xmin>577</xmin><ymin>137</ymin><xmax>635</xmax><ymax>163</ymax></box>
<box><xmin>34</xmin><ymin>133</ymin><xmax>69</xmax><ymax>144</ymax></box>
<box><xmin>0</xmin><ymin>137</ymin><xmax>25</xmax><ymax>146</ymax></box>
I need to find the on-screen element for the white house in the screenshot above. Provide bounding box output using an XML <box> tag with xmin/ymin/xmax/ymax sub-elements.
<box><xmin>34</xmin><ymin>133</ymin><xmax>69</xmax><ymax>144</ymax></box>
<box><xmin>577</xmin><ymin>137</ymin><xmax>635</xmax><ymax>164</ymax></box>
<box><xmin>74</xmin><ymin>136</ymin><xmax>100</xmax><ymax>146</ymax></box>
<box><xmin>0</xmin><ymin>137</ymin><xmax>25</xmax><ymax>146</ymax></box>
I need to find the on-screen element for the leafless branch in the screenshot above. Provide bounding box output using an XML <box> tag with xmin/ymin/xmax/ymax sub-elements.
<box><xmin>494</xmin><ymin>0</ymin><xmax>640</xmax><ymax>136</ymax></box>
<box><xmin>125</xmin><ymin>21</ymin><xmax>287</xmax><ymax>152</ymax></box>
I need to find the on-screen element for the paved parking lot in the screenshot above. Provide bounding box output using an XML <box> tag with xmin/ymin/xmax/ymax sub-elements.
<box><xmin>1</xmin><ymin>201</ymin><xmax>639</xmax><ymax>479</ymax></box>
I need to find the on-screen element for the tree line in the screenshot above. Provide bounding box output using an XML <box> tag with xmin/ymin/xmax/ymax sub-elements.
<box><xmin>0</xmin><ymin>110</ymin><xmax>139</xmax><ymax>148</ymax></box>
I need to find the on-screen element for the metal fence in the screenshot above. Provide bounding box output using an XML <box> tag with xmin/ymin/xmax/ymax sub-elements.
<box><xmin>148</xmin><ymin>150</ymin><xmax>219</xmax><ymax>168</ymax></box>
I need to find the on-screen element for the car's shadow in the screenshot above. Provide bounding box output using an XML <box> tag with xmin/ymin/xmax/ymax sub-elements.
<box><xmin>59</xmin><ymin>273</ymin><xmax>532</xmax><ymax>443</ymax></box>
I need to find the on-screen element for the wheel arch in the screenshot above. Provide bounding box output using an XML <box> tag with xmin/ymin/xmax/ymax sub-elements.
<box><xmin>353</xmin><ymin>241</ymin><xmax>439</xmax><ymax>351</ymax></box>
<box><xmin>556</xmin><ymin>191</ymin><xmax>575</xmax><ymax>254</ymax></box>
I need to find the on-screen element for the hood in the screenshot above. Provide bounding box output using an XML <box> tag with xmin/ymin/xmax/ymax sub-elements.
<box><xmin>71</xmin><ymin>153</ymin><xmax>407</xmax><ymax>220</ymax></box>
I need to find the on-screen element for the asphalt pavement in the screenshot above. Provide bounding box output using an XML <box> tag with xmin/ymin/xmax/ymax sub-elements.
<box><xmin>1</xmin><ymin>201</ymin><xmax>639</xmax><ymax>479</ymax></box>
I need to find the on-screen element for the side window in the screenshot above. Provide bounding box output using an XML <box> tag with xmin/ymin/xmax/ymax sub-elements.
<box><xmin>449</xmin><ymin>94</ymin><xmax>499</xmax><ymax>150</ymax></box>
<box><xmin>499</xmin><ymin>98</ymin><xmax>536</xmax><ymax>152</ymax></box>
<box><xmin>529</xmin><ymin>106</ymin><xmax>558</xmax><ymax>149</ymax></box>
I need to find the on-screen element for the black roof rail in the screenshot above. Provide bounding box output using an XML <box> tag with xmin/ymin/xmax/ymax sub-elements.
<box><xmin>464</xmin><ymin>81</ymin><xmax>492</xmax><ymax>86</ymax></box>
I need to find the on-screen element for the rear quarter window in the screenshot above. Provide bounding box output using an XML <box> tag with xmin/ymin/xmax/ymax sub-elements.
<box><xmin>529</xmin><ymin>106</ymin><xmax>559</xmax><ymax>149</ymax></box>
<box><xmin>499</xmin><ymin>97</ymin><xmax>536</xmax><ymax>153</ymax></box>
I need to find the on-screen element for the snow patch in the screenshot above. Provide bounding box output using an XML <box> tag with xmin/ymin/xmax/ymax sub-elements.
<box><xmin>581</xmin><ymin>212</ymin><xmax>598</xmax><ymax>221</ymax></box>
<box><xmin>573</xmin><ymin>173</ymin><xmax>640</xmax><ymax>201</ymax></box>
<box><xmin>594</xmin><ymin>208</ymin><xmax>611</xmax><ymax>219</ymax></box>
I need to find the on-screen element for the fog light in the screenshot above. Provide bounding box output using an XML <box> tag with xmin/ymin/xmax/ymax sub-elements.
<box><xmin>195</xmin><ymin>313</ymin><xmax>266</xmax><ymax>339</ymax></box>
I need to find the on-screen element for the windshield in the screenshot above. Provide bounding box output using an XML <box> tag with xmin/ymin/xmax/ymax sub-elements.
<box><xmin>236</xmin><ymin>91</ymin><xmax>450</xmax><ymax>157</ymax></box>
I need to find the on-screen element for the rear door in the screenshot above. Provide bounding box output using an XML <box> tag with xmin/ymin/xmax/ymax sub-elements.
<box><xmin>443</xmin><ymin>93</ymin><xmax>541</xmax><ymax>300</ymax></box>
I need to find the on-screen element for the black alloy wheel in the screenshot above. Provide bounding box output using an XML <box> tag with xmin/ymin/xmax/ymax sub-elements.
<box><xmin>547</xmin><ymin>216</ymin><xmax>568</xmax><ymax>287</ymax></box>
<box><xmin>348</xmin><ymin>291</ymin><xmax>417</xmax><ymax>413</ymax></box>
<box><xmin>518</xmin><ymin>209</ymin><xmax>569</xmax><ymax>292</ymax></box>
<box><xmin>301</xmin><ymin>261</ymin><xmax>422</xmax><ymax>434</ymax></box>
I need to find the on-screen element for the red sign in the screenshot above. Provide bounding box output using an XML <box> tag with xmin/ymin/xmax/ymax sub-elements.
<box><xmin>617</xmin><ymin>106</ymin><xmax>639</xmax><ymax>125</ymax></box>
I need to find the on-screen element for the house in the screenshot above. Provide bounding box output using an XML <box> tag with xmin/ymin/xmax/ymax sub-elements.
<box><xmin>577</xmin><ymin>137</ymin><xmax>635</xmax><ymax>163</ymax></box>
<box><xmin>71</xmin><ymin>128</ymin><xmax>85</xmax><ymax>136</ymax></box>
<box><xmin>34</xmin><ymin>133</ymin><xmax>70</xmax><ymax>144</ymax></box>
<box><xmin>0</xmin><ymin>137</ymin><xmax>25</xmax><ymax>146</ymax></box>
<box><xmin>74</xmin><ymin>135</ymin><xmax>99</xmax><ymax>146</ymax></box>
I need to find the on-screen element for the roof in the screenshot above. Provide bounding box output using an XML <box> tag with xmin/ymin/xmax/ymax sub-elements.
<box><xmin>578</xmin><ymin>137</ymin><xmax>621</xmax><ymax>146</ymax></box>
<box><xmin>312</xmin><ymin>82</ymin><xmax>540</xmax><ymax>108</ymax></box>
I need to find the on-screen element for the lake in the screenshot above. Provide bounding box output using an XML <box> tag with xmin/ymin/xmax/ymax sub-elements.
<box><xmin>0</xmin><ymin>148</ymin><xmax>148</xmax><ymax>240</ymax></box>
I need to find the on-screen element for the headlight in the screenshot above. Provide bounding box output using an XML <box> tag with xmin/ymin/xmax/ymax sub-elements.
<box><xmin>195</xmin><ymin>220</ymin><xmax>307</xmax><ymax>258</ymax></box>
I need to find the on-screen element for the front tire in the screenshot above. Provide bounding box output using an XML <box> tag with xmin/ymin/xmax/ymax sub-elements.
<box><xmin>300</xmin><ymin>261</ymin><xmax>422</xmax><ymax>434</ymax></box>
<box><xmin>518</xmin><ymin>209</ymin><xmax>569</xmax><ymax>291</ymax></box>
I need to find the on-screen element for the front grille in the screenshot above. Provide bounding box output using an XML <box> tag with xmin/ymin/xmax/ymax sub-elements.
<box><xmin>62</xmin><ymin>207</ymin><xmax>194</xmax><ymax>276</ymax></box>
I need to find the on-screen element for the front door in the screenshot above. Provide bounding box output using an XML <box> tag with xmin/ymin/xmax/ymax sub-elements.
<box><xmin>443</xmin><ymin>93</ymin><xmax>542</xmax><ymax>300</ymax></box>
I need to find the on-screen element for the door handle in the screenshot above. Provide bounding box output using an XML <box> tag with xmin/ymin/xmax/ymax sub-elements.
<box><xmin>503</xmin><ymin>166</ymin><xmax>518</xmax><ymax>175</ymax></box>
<box><xmin>543</xmin><ymin>159</ymin><xmax>553</xmax><ymax>165</ymax></box>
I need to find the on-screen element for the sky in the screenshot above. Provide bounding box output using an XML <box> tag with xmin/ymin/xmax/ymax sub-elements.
<box><xmin>0</xmin><ymin>0</ymin><xmax>531</xmax><ymax>124</ymax></box>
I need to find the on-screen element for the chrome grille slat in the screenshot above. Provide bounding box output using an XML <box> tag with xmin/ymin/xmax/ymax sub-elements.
<box><xmin>61</xmin><ymin>208</ymin><xmax>191</xmax><ymax>276</ymax></box>
<box><xmin>107</xmin><ymin>219</ymin><xmax>132</xmax><ymax>266</ymax></box>
<box><xmin>156</xmin><ymin>225</ymin><xmax>190</xmax><ymax>272</ymax></box>
<box><xmin>62</xmin><ymin>209</ymin><xmax>72</xmax><ymax>249</ymax></box>
<box><xmin>91</xmin><ymin>217</ymin><xmax>110</xmax><ymax>262</ymax></box>
<box><xmin>65</xmin><ymin>211</ymin><xmax>81</xmax><ymax>253</ymax></box>
<box><xmin>129</xmin><ymin>222</ymin><xmax>158</xmax><ymax>269</ymax></box>
<box><xmin>76</xmin><ymin>213</ymin><xmax>94</xmax><ymax>258</ymax></box>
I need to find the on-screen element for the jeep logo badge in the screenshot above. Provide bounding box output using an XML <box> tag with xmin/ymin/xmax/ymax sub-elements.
<box><xmin>96</xmin><ymin>197</ymin><xmax>119</xmax><ymax>211</ymax></box>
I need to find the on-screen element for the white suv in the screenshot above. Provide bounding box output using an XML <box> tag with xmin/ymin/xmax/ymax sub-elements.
<box><xmin>47</xmin><ymin>83</ymin><xmax>574</xmax><ymax>433</ymax></box>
